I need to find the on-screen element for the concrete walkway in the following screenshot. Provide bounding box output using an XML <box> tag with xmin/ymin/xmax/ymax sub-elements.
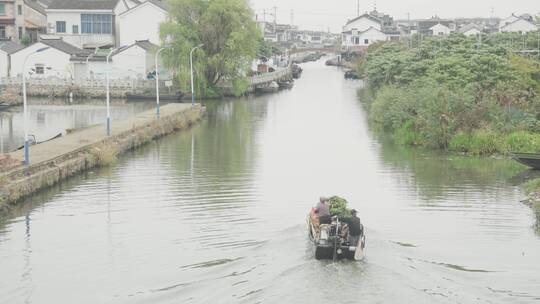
<box><xmin>1</xmin><ymin>103</ymin><xmax>204</xmax><ymax>208</ymax></box>
<box><xmin>8</xmin><ymin>103</ymin><xmax>194</xmax><ymax>165</ymax></box>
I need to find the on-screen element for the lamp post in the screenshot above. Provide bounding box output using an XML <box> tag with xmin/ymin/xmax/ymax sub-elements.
<box><xmin>190</xmin><ymin>44</ymin><xmax>204</xmax><ymax>107</ymax></box>
<box><xmin>86</xmin><ymin>47</ymin><xmax>100</xmax><ymax>78</ymax></box>
<box><xmin>105</xmin><ymin>45</ymin><xmax>127</xmax><ymax>136</ymax></box>
<box><xmin>155</xmin><ymin>46</ymin><xmax>170</xmax><ymax>118</ymax></box>
<box><xmin>22</xmin><ymin>46</ymin><xmax>49</xmax><ymax>166</ymax></box>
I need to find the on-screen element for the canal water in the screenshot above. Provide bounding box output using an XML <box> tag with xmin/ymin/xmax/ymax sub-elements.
<box><xmin>0</xmin><ymin>99</ymin><xmax>155</xmax><ymax>153</ymax></box>
<box><xmin>1</xmin><ymin>60</ymin><xmax>540</xmax><ymax>303</ymax></box>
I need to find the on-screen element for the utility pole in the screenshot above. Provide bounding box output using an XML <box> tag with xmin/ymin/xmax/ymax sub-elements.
<box><xmin>273</xmin><ymin>6</ymin><xmax>277</xmax><ymax>27</ymax></box>
<box><xmin>263</xmin><ymin>9</ymin><xmax>266</xmax><ymax>22</ymax></box>
<box><xmin>290</xmin><ymin>9</ymin><xmax>294</xmax><ymax>27</ymax></box>
<box><xmin>357</xmin><ymin>0</ymin><xmax>360</xmax><ymax>16</ymax></box>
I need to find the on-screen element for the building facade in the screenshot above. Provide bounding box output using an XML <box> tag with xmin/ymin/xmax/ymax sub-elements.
<box><xmin>45</xmin><ymin>0</ymin><xmax>138</xmax><ymax>49</ymax></box>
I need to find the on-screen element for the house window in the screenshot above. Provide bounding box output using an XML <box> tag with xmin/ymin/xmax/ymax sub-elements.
<box><xmin>81</xmin><ymin>14</ymin><xmax>112</xmax><ymax>34</ymax></box>
<box><xmin>56</xmin><ymin>21</ymin><xmax>66</xmax><ymax>33</ymax></box>
<box><xmin>364</xmin><ymin>39</ymin><xmax>369</xmax><ymax>45</ymax></box>
<box><xmin>35</xmin><ymin>64</ymin><xmax>44</xmax><ymax>75</ymax></box>
<box><xmin>18</xmin><ymin>5</ymin><xmax>22</xmax><ymax>15</ymax></box>
<box><xmin>72</xmin><ymin>25</ymin><xmax>79</xmax><ymax>34</ymax></box>
<box><xmin>354</xmin><ymin>37</ymin><xmax>360</xmax><ymax>45</ymax></box>
<box><xmin>18</xmin><ymin>27</ymin><xmax>23</xmax><ymax>38</ymax></box>
<box><xmin>0</xmin><ymin>26</ymin><xmax>5</xmax><ymax>39</ymax></box>
<box><xmin>0</xmin><ymin>4</ymin><xmax>5</xmax><ymax>15</ymax></box>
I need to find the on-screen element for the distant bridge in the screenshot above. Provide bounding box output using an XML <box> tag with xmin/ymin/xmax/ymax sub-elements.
<box><xmin>288</xmin><ymin>47</ymin><xmax>341</xmax><ymax>55</ymax></box>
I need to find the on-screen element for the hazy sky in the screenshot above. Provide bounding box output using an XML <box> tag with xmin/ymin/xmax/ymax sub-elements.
<box><xmin>250</xmin><ymin>0</ymin><xmax>539</xmax><ymax>32</ymax></box>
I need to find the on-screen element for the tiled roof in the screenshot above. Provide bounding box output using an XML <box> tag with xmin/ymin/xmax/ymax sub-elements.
<box><xmin>134</xmin><ymin>39</ymin><xmax>158</xmax><ymax>51</ymax></box>
<box><xmin>0</xmin><ymin>41</ymin><xmax>25</xmax><ymax>54</ymax></box>
<box><xmin>40</xmin><ymin>38</ymin><xmax>88</xmax><ymax>55</ymax></box>
<box><xmin>24</xmin><ymin>0</ymin><xmax>46</xmax><ymax>15</ymax></box>
<box><xmin>47</xmin><ymin>0</ymin><xmax>118</xmax><ymax>10</ymax></box>
<box><xmin>346</xmin><ymin>13</ymin><xmax>382</xmax><ymax>26</ymax></box>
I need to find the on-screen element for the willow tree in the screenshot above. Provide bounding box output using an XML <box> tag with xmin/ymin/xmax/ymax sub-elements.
<box><xmin>160</xmin><ymin>0</ymin><xmax>261</xmax><ymax>96</ymax></box>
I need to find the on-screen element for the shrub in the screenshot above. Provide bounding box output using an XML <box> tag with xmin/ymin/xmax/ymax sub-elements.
<box><xmin>449</xmin><ymin>133</ymin><xmax>472</xmax><ymax>152</ymax></box>
<box><xmin>504</xmin><ymin>131</ymin><xmax>540</xmax><ymax>153</ymax></box>
<box><xmin>468</xmin><ymin>130</ymin><xmax>502</xmax><ymax>155</ymax></box>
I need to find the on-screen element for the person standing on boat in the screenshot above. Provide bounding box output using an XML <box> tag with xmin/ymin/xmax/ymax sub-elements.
<box><xmin>344</xmin><ymin>209</ymin><xmax>363</xmax><ymax>247</ymax></box>
<box><xmin>316</xmin><ymin>197</ymin><xmax>331</xmax><ymax>224</ymax></box>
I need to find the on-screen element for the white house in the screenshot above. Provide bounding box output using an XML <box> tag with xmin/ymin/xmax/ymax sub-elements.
<box><xmin>45</xmin><ymin>0</ymin><xmax>140</xmax><ymax>49</ymax></box>
<box><xmin>499</xmin><ymin>14</ymin><xmax>520</xmax><ymax>31</ymax></box>
<box><xmin>430</xmin><ymin>23</ymin><xmax>451</xmax><ymax>35</ymax></box>
<box><xmin>500</xmin><ymin>17</ymin><xmax>538</xmax><ymax>33</ymax></box>
<box><xmin>459</xmin><ymin>23</ymin><xmax>483</xmax><ymax>36</ymax></box>
<box><xmin>10</xmin><ymin>37</ymin><xmax>86</xmax><ymax>79</ymax></box>
<box><xmin>342</xmin><ymin>27</ymin><xmax>387</xmax><ymax>48</ymax></box>
<box><xmin>72</xmin><ymin>40</ymin><xmax>161</xmax><ymax>81</ymax></box>
<box><xmin>342</xmin><ymin>13</ymin><xmax>387</xmax><ymax>48</ymax></box>
<box><xmin>117</xmin><ymin>0</ymin><xmax>167</xmax><ymax>46</ymax></box>
<box><xmin>0</xmin><ymin>41</ymin><xmax>25</xmax><ymax>78</ymax></box>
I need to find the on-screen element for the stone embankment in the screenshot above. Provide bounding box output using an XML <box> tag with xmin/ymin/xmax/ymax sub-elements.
<box><xmin>0</xmin><ymin>104</ymin><xmax>205</xmax><ymax>212</ymax></box>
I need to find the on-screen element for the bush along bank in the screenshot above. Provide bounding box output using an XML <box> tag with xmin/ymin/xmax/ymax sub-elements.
<box><xmin>357</xmin><ymin>33</ymin><xmax>540</xmax><ymax>155</ymax></box>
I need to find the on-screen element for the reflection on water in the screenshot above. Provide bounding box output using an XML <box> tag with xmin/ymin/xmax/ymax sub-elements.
<box><xmin>1</xmin><ymin>61</ymin><xmax>540</xmax><ymax>303</ymax></box>
<box><xmin>0</xmin><ymin>98</ymin><xmax>156</xmax><ymax>152</ymax></box>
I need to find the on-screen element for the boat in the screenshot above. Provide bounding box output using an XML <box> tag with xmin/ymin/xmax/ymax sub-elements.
<box><xmin>512</xmin><ymin>152</ymin><xmax>540</xmax><ymax>169</ymax></box>
<box><xmin>278</xmin><ymin>79</ymin><xmax>294</xmax><ymax>89</ymax></box>
<box><xmin>292</xmin><ymin>64</ymin><xmax>303</xmax><ymax>79</ymax></box>
<box><xmin>14</xmin><ymin>133</ymin><xmax>62</xmax><ymax>151</ymax></box>
<box><xmin>126</xmin><ymin>92</ymin><xmax>184</xmax><ymax>102</ymax></box>
<box><xmin>0</xmin><ymin>103</ymin><xmax>10</xmax><ymax>110</ymax></box>
<box><xmin>344</xmin><ymin>70</ymin><xmax>359</xmax><ymax>79</ymax></box>
<box><xmin>307</xmin><ymin>197</ymin><xmax>366</xmax><ymax>261</ymax></box>
<box><xmin>256</xmin><ymin>81</ymin><xmax>279</xmax><ymax>94</ymax></box>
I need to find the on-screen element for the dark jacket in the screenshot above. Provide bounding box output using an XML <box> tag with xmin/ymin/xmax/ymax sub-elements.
<box><xmin>344</xmin><ymin>216</ymin><xmax>363</xmax><ymax>236</ymax></box>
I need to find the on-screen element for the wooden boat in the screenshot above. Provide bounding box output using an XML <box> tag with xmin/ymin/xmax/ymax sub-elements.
<box><xmin>512</xmin><ymin>152</ymin><xmax>540</xmax><ymax>169</ymax></box>
<box><xmin>14</xmin><ymin>133</ymin><xmax>62</xmax><ymax>151</ymax></box>
<box><xmin>126</xmin><ymin>92</ymin><xmax>184</xmax><ymax>102</ymax></box>
<box><xmin>278</xmin><ymin>80</ymin><xmax>294</xmax><ymax>89</ymax></box>
<box><xmin>307</xmin><ymin>208</ymin><xmax>365</xmax><ymax>261</ymax></box>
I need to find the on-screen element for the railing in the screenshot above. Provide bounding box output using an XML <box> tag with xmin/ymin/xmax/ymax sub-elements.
<box><xmin>250</xmin><ymin>67</ymin><xmax>291</xmax><ymax>86</ymax></box>
<box><xmin>0</xmin><ymin>77</ymin><xmax>158</xmax><ymax>90</ymax></box>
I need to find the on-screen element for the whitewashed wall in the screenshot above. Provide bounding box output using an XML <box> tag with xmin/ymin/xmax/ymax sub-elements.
<box><xmin>430</xmin><ymin>24</ymin><xmax>451</xmax><ymax>35</ymax></box>
<box><xmin>358</xmin><ymin>28</ymin><xmax>388</xmax><ymax>45</ymax></box>
<box><xmin>46</xmin><ymin>10</ymin><xmax>115</xmax><ymax>48</ymax></box>
<box><xmin>463</xmin><ymin>28</ymin><xmax>481</xmax><ymax>36</ymax></box>
<box><xmin>118</xmin><ymin>3</ymin><xmax>166</xmax><ymax>46</ymax></box>
<box><xmin>0</xmin><ymin>51</ymin><xmax>8</xmax><ymax>78</ymax></box>
<box><xmin>10</xmin><ymin>43</ymin><xmax>73</xmax><ymax>79</ymax></box>
<box><xmin>82</xmin><ymin>45</ymin><xmax>150</xmax><ymax>80</ymax></box>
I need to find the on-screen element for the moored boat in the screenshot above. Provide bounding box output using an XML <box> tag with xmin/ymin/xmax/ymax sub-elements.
<box><xmin>126</xmin><ymin>92</ymin><xmax>184</xmax><ymax>102</ymax></box>
<box><xmin>512</xmin><ymin>152</ymin><xmax>540</xmax><ymax>170</ymax></box>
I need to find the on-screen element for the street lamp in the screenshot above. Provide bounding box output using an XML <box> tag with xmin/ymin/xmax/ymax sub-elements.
<box><xmin>86</xmin><ymin>47</ymin><xmax>100</xmax><ymax>78</ymax></box>
<box><xmin>190</xmin><ymin>44</ymin><xmax>204</xmax><ymax>107</ymax></box>
<box><xmin>22</xmin><ymin>46</ymin><xmax>49</xmax><ymax>166</ymax></box>
<box><xmin>105</xmin><ymin>45</ymin><xmax>128</xmax><ymax>136</ymax></box>
<box><xmin>155</xmin><ymin>46</ymin><xmax>170</xmax><ymax>118</ymax></box>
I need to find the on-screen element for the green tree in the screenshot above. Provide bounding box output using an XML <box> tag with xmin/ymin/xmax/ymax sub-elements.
<box><xmin>160</xmin><ymin>0</ymin><xmax>261</xmax><ymax>97</ymax></box>
<box><xmin>20</xmin><ymin>34</ymin><xmax>32</xmax><ymax>46</ymax></box>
